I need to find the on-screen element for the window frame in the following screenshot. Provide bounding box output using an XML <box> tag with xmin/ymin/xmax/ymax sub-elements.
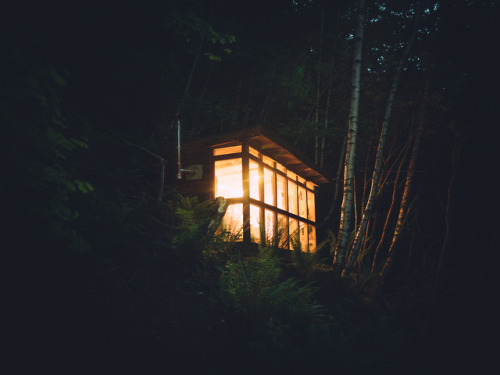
<box><xmin>212</xmin><ymin>142</ymin><xmax>318</xmax><ymax>251</ymax></box>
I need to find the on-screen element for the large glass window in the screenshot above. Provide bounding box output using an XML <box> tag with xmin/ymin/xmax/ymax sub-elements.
<box><xmin>264</xmin><ymin>168</ymin><xmax>275</xmax><ymax>205</ymax></box>
<box><xmin>264</xmin><ymin>209</ymin><xmax>274</xmax><ymax>243</ymax></box>
<box><xmin>213</xmin><ymin>146</ymin><xmax>317</xmax><ymax>251</ymax></box>
<box><xmin>307</xmin><ymin>190</ymin><xmax>315</xmax><ymax>221</ymax></box>
<box><xmin>249</xmin><ymin>160</ymin><xmax>260</xmax><ymax>200</ymax></box>
<box><xmin>213</xmin><ymin>145</ymin><xmax>242</xmax><ymax>156</ymax></box>
<box><xmin>250</xmin><ymin>204</ymin><xmax>261</xmax><ymax>243</ymax></box>
<box><xmin>298</xmin><ymin>186</ymin><xmax>307</xmax><ymax>218</ymax></box>
<box><xmin>221</xmin><ymin>203</ymin><xmax>243</xmax><ymax>240</ymax></box>
<box><xmin>288</xmin><ymin>180</ymin><xmax>298</xmax><ymax>215</ymax></box>
<box><xmin>214</xmin><ymin>158</ymin><xmax>243</xmax><ymax>198</ymax></box>
<box><xmin>277</xmin><ymin>174</ymin><xmax>287</xmax><ymax>210</ymax></box>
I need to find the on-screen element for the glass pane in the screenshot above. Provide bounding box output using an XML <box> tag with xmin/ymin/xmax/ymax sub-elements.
<box><xmin>307</xmin><ymin>190</ymin><xmax>315</xmax><ymax>221</ymax></box>
<box><xmin>221</xmin><ymin>203</ymin><xmax>243</xmax><ymax>241</ymax></box>
<box><xmin>249</xmin><ymin>160</ymin><xmax>260</xmax><ymax>200</ymax></box>
<box><xmin>264</xmin><ymin>209</ymin><xmax>274</xmax><ymax>244</ymax></box>
<box><xmin>250</xmin><ymin>204</ymin><xmax>261</xmax><ymax>243</ymax></box>
<box><xmin>289</xmin><ymin>218</ymin><xmax>298</xmax><ymax>250</ymax></box>
<box><xmin>213</xmin><ymin>145</ymin><xmax>242</xmax><ymax>156</ymax></box>
<box><xmin>277</xmin><ymin>213</ymin><xmax>288</xmax><ymax>248</ymax></box>
<box><xmin>277</xmin><ymin>174</ymin><xmax>287</xmax><ymax>210</ymax></box>
<box><xmin>249</xmin><ymin>146</ymin><xmax>260</xmax><ymax>158</ymax></box>
<box><xmin>214</xmin><ymin>158</ymin><xmax>243</xmax><ymax>198</ymax></box>
<box><xmin>263</xmin><ymin>155</ymin><xmax>274</xmax><ymax>167</ymax></box>
<box><xmin>308</xmin><ymin>225</ymin><xmax>316</xmax><ymax>252</ymax></box>
<box><xmin>298</xmin><ymin>186</ymin><xmax>307</xmax><ymax>218</ymax></box>
<box><xmin>264</xmin><ymin>167</ymin><xmax>275</xmax><ymax>205</ymax></box>
<box><xmin>288</xmin><ymin>180</ymin><xmax>298</xmax><ymax>215</ymax></box>
<box><xmin>299</xmin><ymin>221</ymin><xmax>308</xmax><ymax>252</ymax></box>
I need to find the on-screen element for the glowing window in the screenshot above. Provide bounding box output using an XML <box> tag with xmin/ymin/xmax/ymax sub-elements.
<box><xmin>249</xmin><ymin>146</ymin><xmax>260</xmax><ymax>158</ymax></box>
<box><xmin>298</xmin><ymin>186</ymin><xmax>307</xmax><ymax>218</ymax></box>
<box><xmin>250</xmin><ymin>204</ymin><xmax>261</xmax><ymax>243</ymax></box>
<box><xmin>277</xmin><ymin>213</ymin><xmax>288</xmax><ymax>248</ymax></box>
<box><xmin>306</xmin><ymin>181</ymin><xmax>316</xmax><ymax>190</ymax></box>
<box><xmin>299</xmin><ymin>221</ymin><xmax>308</xmax><ymax>251</ymax></box>
<box><xmin>289</xmin><ymin>218</ymin><xmax>298</xmax><ymax>249</ymax></box>
<box><xmin>277</xmin><ymin>174</ymin><xmax>287</xmax><ymax>210</ymax></box>
<box><xmin>263</xmin><ymin>155</ymin><xmax>274</xmax><ymax>167</ymax></box>
<box><xmin>221</xmin><ymin>203</ymin><xmax>243</xmax><ymax>240</ymax></box>
<box><xmin>264</xmin><ymin>168</ymin><xmax>275</xmax><ymax>205</ymax></box>
<box><xmin>214</xmin><ymin>159</ymin><xmax>243</xmax><ymax>198</ymax></box>
<box><xmin>264</xmin><ymin>209</ymin><xmax>274</xmax><ymax>244</ymax></box>
<box><xmin>307</xmin><ymin>190</ymin><xmax>315</xmax><ymax>221</ymax></box>
<box><xmin>308</xmin><ymin>225</ymin><xmax>316</xmax><ymax>252</ymax></box>
<box><xmin>213</xmin><ymin>145</ymin><xmax>242</xmax><ymax>156</ymax></box>
<box><xmin>288</xmin><ymin>180</ymin><xmax>298</xmax><ymax>215</ymax></box>
<box><xmin>249</xmin><ymin>160</ymin><xmax>260</xmax><ymax>200</ymax></box>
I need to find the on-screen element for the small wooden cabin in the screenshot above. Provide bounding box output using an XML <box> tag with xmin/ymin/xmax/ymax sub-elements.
<box><xmin>173</xmin><ymin>126</ymin><xmax>329</xmax><ymax>252</ymax></box>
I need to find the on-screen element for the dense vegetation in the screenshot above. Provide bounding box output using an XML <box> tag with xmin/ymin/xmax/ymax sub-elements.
<box><xmin>3</xmin><ymin>0</ymin><xmax>498</xmax><ymax>373</ymax></box>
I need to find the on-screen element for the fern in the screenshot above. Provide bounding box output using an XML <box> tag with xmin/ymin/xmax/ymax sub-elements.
<box><xmin>219</xmin><ymin>245</ymin><xmax>324</xmax><ymax>325</ymax></box>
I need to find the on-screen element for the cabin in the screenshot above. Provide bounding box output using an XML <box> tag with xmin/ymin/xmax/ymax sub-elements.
<box><xmin>173</xmin><ymin>126</ymin><xmax>329</xmax><ymax>252</ymax></box>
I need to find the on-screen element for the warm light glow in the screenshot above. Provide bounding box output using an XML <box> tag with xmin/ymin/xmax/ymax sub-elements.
<box><xmin>299</xmin><ymin>221</ymin><xmax>307</xmax><ymax>251</ymax></box>
<box><xmin>215</xmin><ymin>159</ymin><xmax>243</xmax><ymax>198</ymax></box>
<box><xmin>249</xmin><ymin>146</ymin><xmax>260</xmax><ymax>158</ymax></box>
<box><xmin>214</xmin><ymin>146</ymin><xmax>318</xmax><ymax>252</ymax></box>
<box><xmin>263</xmin><ymin>155</ymin><xmax>274</xmax><ymax>167</ymax></box>
<box><xmin>307</xmin><ymin>190</ymin><xmax>315</xmax><ymax>221</ymax></box>
<box><xmin>249</xmin><ymin>160</ymin><xmax>260</xmax><ymax>200</ymax></box>
<box><xmin>308</xmin><ymin>225</ymin><xmax>316</xmax><ymax>252</ymax></box>
<box><xmin>213</xmin><ymin>145</ymin><xmax>242</xmax><ymax>156</ymax></box>
<box><xmin>288</xmin><ymin>180</ymin><xmax>298</xmax><ymax>215</ymax></box>
<box><xmin>250</xmin><ymin>204</ymin><xmax>261</xmax><ymax>243</ymax></box>
<box><xmin>265</xmin><ymin>209</ymin><xmax>274</xmax><ymax>243</ymax></box>
<box><xmin>298</xmin><ymin>186</ymin><xmax>307</xmax><ymax>218</ymax></box>
<box><xmin>264</xmin><ymin>167</ymin><xmax>275</xmax><ymax>205</ymax></box>
<box><xmin>277</xmin><ymin>213</ymin><xmax>288</xmax><ymax>248</ymax></box>
<box><xmin>221</xmin><ymin>203</ymin><xmax>243</xmax><ymax>240</ymax></box>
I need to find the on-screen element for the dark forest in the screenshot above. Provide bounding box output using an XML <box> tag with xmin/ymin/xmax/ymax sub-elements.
<box><xmin>3</xmin><ymin>0</ymin><xmax>499</xmax><ymax>373</ymax></box>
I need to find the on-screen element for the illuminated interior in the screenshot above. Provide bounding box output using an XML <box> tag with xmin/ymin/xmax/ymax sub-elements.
<box><xmin>213</xmin><ymin>144</ymin><xmax>318</xmax><ymax>252</ymax></box>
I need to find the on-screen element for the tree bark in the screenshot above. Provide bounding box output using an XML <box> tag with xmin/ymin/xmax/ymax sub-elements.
<box><xmin>333</xmin><ymin>0</ymin><xmax>365</xmax><ymax>277</ymax></box>
<box><xmin>342</xmin><ymin>10</ymin><xmax>419</xmax><ymax>279</ymax></box>
<box><xmin>380</xmin><ymin>79</ymin><xmax>429</xmax><ymax>282</ymax></box>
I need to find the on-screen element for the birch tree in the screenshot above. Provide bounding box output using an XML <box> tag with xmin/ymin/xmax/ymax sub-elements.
<box><xmin>341</xmin><ymin>7</ymin><xmax>420</xmax><ymax>279</ymax></box>
<box><xmin>333</xmin><ymin>0</ymin><xmax>365</xmax><ymax>277</ymax></box>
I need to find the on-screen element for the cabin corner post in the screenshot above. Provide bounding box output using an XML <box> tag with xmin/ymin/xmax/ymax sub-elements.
<box><xmin>242</xmin><ymin>143</ymin><xmax>251</xmax><ymax>243</ymax></box>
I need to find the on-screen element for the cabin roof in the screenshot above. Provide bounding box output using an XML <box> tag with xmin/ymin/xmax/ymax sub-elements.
<box><xmin>187</xmin><ymin>126</ymin><xmax>330</xmax><ymax>185</ymax></box>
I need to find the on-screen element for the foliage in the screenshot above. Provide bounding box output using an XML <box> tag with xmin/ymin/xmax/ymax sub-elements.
<box><xmin>219</xmin><ymin>245</ymin><xmax>324</xmax><ymax>330</ymax></box>
<box><xmin>2</xmin><ymin>45</ymin><xmax>92</xmax><ymax>253</ymax></box>
<box><xmin>172</xmin><ymin>193</ymin><xmax>216</xmax><ymax>262</ymax></box>
<box><xmin>291</xmin><ymin>234</ymin><xmax>330</xmax><ymax>282</ymax></box>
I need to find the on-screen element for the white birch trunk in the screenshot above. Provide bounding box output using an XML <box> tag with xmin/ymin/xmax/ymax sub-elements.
<box><xmin>333</xmin><ymin>0</ymin><xmax>365</xmax><ymax>277</ymax></box>
<box><xmin>342</xmin><ymin>11</ymin><xmax>419</xmax><ymax>279</ymax></box>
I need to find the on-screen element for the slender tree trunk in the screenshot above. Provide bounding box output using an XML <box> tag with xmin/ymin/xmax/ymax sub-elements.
<box><xmin>371</xmin><ymin>142</ymin><xmax>409</xmax><ymax>272</ymax></box>
<box><xmin>333</xmin><ymin>0</ymin><xmax>365</xmax><ymax>277</ymax></box>
<box><xmin>380</xmin><ymin>79</ymin><xmax>429</xmax><ymax>282</ymax></box>
<box><xmin>342</xmin><ymin>11</ymin><xmax>419</xmax><ymax>279</ymax></box>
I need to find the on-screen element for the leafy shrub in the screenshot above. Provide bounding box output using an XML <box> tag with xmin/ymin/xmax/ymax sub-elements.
<box><xmin>219</xmin><ymin>245</ymin><xmax>324</xmax><ymax>326</ymax></box>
